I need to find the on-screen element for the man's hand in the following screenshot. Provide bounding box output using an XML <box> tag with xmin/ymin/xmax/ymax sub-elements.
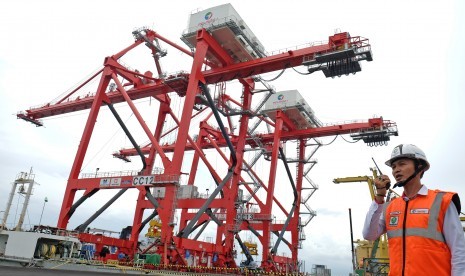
<box><xmin>374</xmin><ymin>175</ymin><xmax>391</xmax><ymax>203</ymax></box>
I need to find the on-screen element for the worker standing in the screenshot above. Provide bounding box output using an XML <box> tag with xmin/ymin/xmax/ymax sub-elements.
<box><xmin>363</xmin><ymin>144</ymin><xmax>465</xmax><ymax>275</ymax></box>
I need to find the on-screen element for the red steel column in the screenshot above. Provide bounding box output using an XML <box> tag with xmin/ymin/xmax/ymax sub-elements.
<box><xmin>179</xmin><ymin>130</ymin><xmax>203</xmax><ymax>231</ymax></box>
<box><xmin>169</xmin><ymin>40</ymin><xmax>209</xmax><ymax>174</ymax></box>
<box><xmin>223</xmin><ymin>78</ymin><xmax>254</xmax><ymax>264</ymax></box>
<box><xmin>160</xmin><ymin>38</ymin><xmax>209</xmax><ymax>265</ymax></box>
<box><xmin>145</xmin><ymin>99</ymin><xmax>171</xmax><ymax>173</ymax></box>
<box><xmin>292</xmin><ymin>139</ymin><xmax>305</xmax><ymax>264</ymax></box>
<box><xmin>131</xmin><ymin>187</ymin><xmax>148</xmax><ymax>255</ymax></box>
<box><xmin>261</xmin><ymin>111</ymin><xmax>284</xmax><ymax>266</ymax></box>
<box><xmin>57</xmin><ymin>68</ymin><xmax>112</xmax><ymax>228</ymax></box>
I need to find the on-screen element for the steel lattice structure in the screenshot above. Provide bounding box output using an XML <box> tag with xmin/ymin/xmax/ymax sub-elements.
<box><xmin>18</xmin><ymin>27</ymin><xmax>398</xmax><ymax>273</ymax></box>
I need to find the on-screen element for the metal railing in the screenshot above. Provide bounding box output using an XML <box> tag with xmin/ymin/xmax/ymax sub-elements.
<box><xmin>81</xmin><ymin>168</ymin><xmax>164</xmax><ymax>179</ymax></box>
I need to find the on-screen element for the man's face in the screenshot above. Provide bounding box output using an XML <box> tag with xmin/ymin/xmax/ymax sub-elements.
<box><xmin>391</xmin><ymin>158</ymin><xmax>416</xmax><ymax>183</ymax></box>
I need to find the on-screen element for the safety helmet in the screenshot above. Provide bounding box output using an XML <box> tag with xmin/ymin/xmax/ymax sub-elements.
<box><xmin>385</xmin><ymin>144</ymin><xmax>430</xmax><ymax>171</ymax></box>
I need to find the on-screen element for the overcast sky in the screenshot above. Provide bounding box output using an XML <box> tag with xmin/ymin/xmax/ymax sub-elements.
<box><xmin>1</xmin><ymin>0</ymin><xmax>464</xmax><ymax>275</ymax></box>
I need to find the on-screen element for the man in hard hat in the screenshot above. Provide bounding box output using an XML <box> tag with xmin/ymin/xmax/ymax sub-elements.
<box><xmin>363</xmin><ymin>144</ymin><xmax>465</xmax><ymax>275</ymax></box>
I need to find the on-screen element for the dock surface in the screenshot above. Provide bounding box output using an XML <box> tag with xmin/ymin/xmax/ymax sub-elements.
<box><xmin>0</xmin><ymin>266</ymin><xmax>120</xmax><ymax>276</ymax></box>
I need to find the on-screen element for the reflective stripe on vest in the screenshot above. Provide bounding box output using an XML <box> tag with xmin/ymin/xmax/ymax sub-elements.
<box><xmin>386</xmin><ymin>192</ymin><xmax>445</xmax><ymax>242</ymax></box>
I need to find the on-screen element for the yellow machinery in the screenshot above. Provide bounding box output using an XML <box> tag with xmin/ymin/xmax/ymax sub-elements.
<box><xmin>146</xmin><ymin>219</ymin><xmax>162</xmax><ymax>238</ymax></box>
<box><xmin>242</xmin><ymin>241</ymin><xmax>258</xmax><ymax>255</ymax></box>
<box><xmin>333</xmin><ymin>168</ymin><xmax>399</xmax><ymax>275</ymax></box>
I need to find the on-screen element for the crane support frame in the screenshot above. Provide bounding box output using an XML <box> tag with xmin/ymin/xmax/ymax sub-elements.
<box><xmin>18</xmin><ymin>27</ymin><xmax>395</xmax><ymax>273</ymax></box>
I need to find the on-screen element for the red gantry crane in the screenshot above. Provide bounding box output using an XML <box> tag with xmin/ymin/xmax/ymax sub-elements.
<box><xmin>17</xmin><ymin>4</ymin><xmax>397</xmax><ymax>273</ymax></box>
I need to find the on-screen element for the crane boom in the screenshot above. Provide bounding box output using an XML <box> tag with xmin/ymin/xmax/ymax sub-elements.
<box><xmin>333</xmin><ymin>175</ymin><xmax>376</xmax><ymax>200</ymax></box>
<box><xmin>115</xmin><ymin>118</ymin><xmax>397</xmax><ymax>159</ymax></box>
<box><xmin>17</xmin><ymin>31</ymin><xmax>372</xmax><ymax>126</ymax></box>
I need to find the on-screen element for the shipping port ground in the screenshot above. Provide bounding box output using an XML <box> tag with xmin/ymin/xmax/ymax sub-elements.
<box><xmin>0</xmin><ymin>266</ymin><xmax>119</xmax><ymax>276</ymax></box>
<box><xmin>0</xmin><ymin>265</ymin><xmax>245</xmax><ymax>276</ymax></box>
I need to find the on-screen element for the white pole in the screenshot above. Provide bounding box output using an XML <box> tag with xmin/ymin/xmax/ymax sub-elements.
<box><xmin>38</xmin><ymin>197</ymin><xmax>48</xmax><ymax>226</ymax></box>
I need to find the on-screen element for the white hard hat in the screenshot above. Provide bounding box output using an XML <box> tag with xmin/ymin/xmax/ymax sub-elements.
<box><xmin>385</xmin><ymin>144</ymin><xmax>430</xmax><ymax>171</ymax></box>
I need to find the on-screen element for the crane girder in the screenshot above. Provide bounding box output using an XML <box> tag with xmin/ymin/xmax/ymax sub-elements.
<box><xmin>17</xmin><ymin>30</ymin><xmax>372</xmax><ymax>126</ymax></box>
<box><xmin>115</xmin><ymin>117</ymin><xmax>398</xmax><ymax>159</ymax></box>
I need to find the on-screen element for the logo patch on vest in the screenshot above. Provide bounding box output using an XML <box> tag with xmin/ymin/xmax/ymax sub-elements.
<box><xmin>410</xmin><ymin>208</ymin><xmax>429</xmax><ymax>214</ymax></box>
<box><xmin>389</xmin><ymin>216</ymin><xmax>399</xmax><ymax>226</ymax></box>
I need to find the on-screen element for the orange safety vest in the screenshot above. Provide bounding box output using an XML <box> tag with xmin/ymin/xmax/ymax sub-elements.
<box><xmin>384</xmin><ymin>189</ymin><xmax>455</xmax><ymax>275</ymax></box>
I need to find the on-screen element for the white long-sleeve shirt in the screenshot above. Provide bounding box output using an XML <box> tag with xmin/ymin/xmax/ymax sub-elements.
<box><xmin>363</xmin><ymin>185</ymin><xmax>465</xmax><ymax>276</ymax></box>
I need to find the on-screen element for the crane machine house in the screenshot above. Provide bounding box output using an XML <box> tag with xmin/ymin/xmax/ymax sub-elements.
<box><xmin>262</xmin><ymin>90</ymin><xmax>322</xmax><ymax>130</ymax></box>
<box><xmin>181</xmin><ymin>5</ymin><xmax>321</xmax><ymax>130</ymax></box>
<box><xmin>181</xmin><ymin>3</ymin><xmax>266</xmax><ymax>65</ymax></box>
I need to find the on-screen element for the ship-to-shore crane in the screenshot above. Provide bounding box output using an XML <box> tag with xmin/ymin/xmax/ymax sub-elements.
<box><xmin>17</xmin><ymin>4</ymin><xmax>398</xmax><ymax>273</ymax></box>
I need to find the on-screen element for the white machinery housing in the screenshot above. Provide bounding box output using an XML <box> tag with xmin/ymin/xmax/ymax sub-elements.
<box><xmin>262</xmin><ymin>90</ymin><xmax>322</xmax><ymax>130</ymax></box>
<box><xmin>181</xmin><ymin>3</ymin><xmax>266</xmax><ymax>65</ymax></box>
